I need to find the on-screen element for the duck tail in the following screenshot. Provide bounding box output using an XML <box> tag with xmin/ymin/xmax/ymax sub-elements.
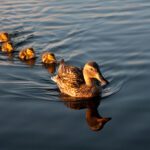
<box><xmin>51</xmin><ymin>75</ymin><xmax>58</xmax><ymax>83</ymax></box>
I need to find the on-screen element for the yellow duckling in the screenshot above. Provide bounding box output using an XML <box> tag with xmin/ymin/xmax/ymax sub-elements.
<box><xmin>0</xmin><ymin>32</ymin><xmax>10</xmax><ymax>42</ymax></box>
<box><xmin>1</xmin><ymin>41</ymin><xmax>14</xmax><ymax>53</ymax></box>
<box><xmin>41</xmin><ymin>52</ymin><xmax>57</xmax><ymax>64</ymax></box>
<box><xmin>19</xmin><ymin>48</ymin><xmax>36</xmax><ymax>60</ymax></box>
<box><xmin>52</xmin><ymin>60</ymin><xmax>108</xmax><ymax>98</ymax></box>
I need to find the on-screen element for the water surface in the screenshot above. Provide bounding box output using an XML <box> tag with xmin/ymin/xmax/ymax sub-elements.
<box><xmin>0</xmin><ymin>0</ymin><xmax>150</xmax><ymax>150</ymax></box>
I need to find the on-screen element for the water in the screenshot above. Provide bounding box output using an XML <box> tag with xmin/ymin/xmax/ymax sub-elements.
<box><xmin>0</xmin><ymin>0</ymin><xmax>150</xmax><ymax>149</ymax></box>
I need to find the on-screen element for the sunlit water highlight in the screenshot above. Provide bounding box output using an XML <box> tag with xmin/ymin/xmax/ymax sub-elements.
<box><xmin>0</xmin><ymin>0</ymin><xmax>150</xmax><ymax>150</ymax></box>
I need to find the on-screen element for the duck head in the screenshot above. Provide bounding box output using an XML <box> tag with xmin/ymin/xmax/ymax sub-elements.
<box><xmin>83</xmin><ymin>61</ymin><xmax>109</xmax><ymax>86</ymax></box>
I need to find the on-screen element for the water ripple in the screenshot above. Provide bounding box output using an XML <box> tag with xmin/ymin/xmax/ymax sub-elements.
<box><xmin>1</xmin><ymin>1</ymin><xmax>150</xmax><ymax>148</ymax></box>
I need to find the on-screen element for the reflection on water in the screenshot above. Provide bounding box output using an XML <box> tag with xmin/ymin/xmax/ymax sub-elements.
<box><xmin>62</xmin><ymin>95</ymin><xmax>111</xmax><ymax>131</ymax></box>
<box><xmin>19</xmin><ymin>58</ymin><xmax>36</xmax><ymax>67</ymax></box>
<box><xmin>0</xmin><ymin>51</ymin><xmax>15</xmax><ymax>61</ymax></box>
<box><xmin>43</xmin><ymin>63</ymin><xmax>57</xmax><ymax>74</ymax></box>
<box><xmin>1</xmin><ymin>0</ymin><xmax>150</xmax><ymax>149</ymax></box>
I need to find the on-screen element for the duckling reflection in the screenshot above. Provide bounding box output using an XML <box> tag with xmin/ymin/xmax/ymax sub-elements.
<box><xmin>43</xmin><ymin>63</ymin><xmax>57</xmax><ymax>74</ymax></box>
<box><xmin>4</xmin><ymin>52</ymin><xmax>15</xmax><ymax>61</ymax></box>
<box><xmin>23</xmin><ymin>58</ymin><xmax>36</xmax><ymax>66</ymax></box>
<box><xmin>62</xmin><ymin>95</ymin><xmax>111</xmax><ymax>131</ymax></box>
<box><xmin>18</xmin><ymin>58</ymin><xmax>36</xmax><ymax>67</ymax></box>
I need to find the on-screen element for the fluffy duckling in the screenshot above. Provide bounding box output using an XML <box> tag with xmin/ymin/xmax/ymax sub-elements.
<box><xmin>19</xmin><ymin>48</ymin><xmax>36</xmax><ymax>60</ymax></box>
<box><xmin>41</xmin><ymin>52</ymin><xmax>57</xmax><ymax>64</ymax></box>
<box><xmin>52</xmin><ymin>60</ymin><xmax>108</xmax><ymax>98</ymax></box>
<box><xmin>0</xmin><ymin>32</ymin><xmax>10</xmax><ymax>42</ymax></box>
<box><xmin>1</xmin><ymin>41</ymin><xmax>14</xmax><ymax>53</ymax></box>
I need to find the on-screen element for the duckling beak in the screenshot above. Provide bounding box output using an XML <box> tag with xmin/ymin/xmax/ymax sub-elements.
<box><xmin>96</xmin><ymin>71</ymin><xmax>109</xmax><ymax>86</ymax></box>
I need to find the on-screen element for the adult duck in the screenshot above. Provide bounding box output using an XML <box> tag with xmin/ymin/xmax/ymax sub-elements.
<box><xmin>52</xmin><ymin>60</ymin><xmax>108</xmax><ymax>98</ymax></box>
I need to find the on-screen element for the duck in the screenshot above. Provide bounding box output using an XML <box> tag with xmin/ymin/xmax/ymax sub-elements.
<box><xmin>1</xmin><ymin>41</ymin><xmax>14</xmax><ymax>53</ymax></box>
<box><xmin>41</xmin><ymin>51</ymin><xmax>57</xmax><ymax>64</ymax></box>
<box><xmin>19</xmin><ymin>48</ymin><xmax>36</xmax><ymax>60</ymax></box>
<box><xmin>52</xmin><ymin>59</ymin><xmax>108</xmax><ymax>98</ymax></box>
<box><xmin>0</xmin><ymin>32</ymin><xmax>10</xmax><ymax>43</ymax></box>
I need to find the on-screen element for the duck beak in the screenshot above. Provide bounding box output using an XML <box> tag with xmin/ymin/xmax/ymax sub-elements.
<box><xmin>96</xmin><ymin>71</ymin><xmax>109</xmax><ymax>86</ymax></box>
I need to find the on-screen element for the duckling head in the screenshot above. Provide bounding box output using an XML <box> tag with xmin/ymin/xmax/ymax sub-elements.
<box><xmin>1</xmin><ymin>41</ymin><xmax>14</xmax><ymax>53</ymax></box>
<box><xmin>41</xmin><ymin>52</ymin><xmax>56</xmax><ymax>64</ymax></box>
<box><xmin>26</xmin><ymin>48</ymin><xmax>35</xmax><ymax>59</ymax></box>
<box><xmin>0</xmin><ymin>32</ymin><xmax>10</xmax><ymax>42</ymax></box>
<box><xmin>83</xmin><ymin>61</ymin><xmax>108</xmax><ymax>86</ymax></box>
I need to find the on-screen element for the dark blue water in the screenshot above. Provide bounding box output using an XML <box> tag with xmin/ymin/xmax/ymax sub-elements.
<box><xmin>0</xmin><ymin>0</ymin><xmax>150</xmax><ymax>150</ymax></box>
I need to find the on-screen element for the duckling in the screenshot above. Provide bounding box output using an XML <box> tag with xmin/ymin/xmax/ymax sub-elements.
<box><xmin>19</xmin><ymin>48</ymin><xmax>36</xmax><ymax>60</ymax></box>
<box><xmin>1</xmin><ymin>41</ymin><xmax>14</xmax><ymax>53</ymax></box>
<box><xmin>52</xmin><ymin>60</ymin><xmax>108</xmax><ymax>98</ymax></box>
<box><xmin>41</xmin><ymin>52</ymin><xmax>57</xmax><ymax>64</ymax></box>
<box><xmin>0</xmin><ymin>32</ymin><xmax>10</xmax><ymax>42</ymax></box>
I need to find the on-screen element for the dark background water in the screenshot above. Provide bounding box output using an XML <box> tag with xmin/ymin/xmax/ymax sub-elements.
<box><xmin>0</xmin><ymin>0</ymin><xmax>150</xmax><ymax>150</ymax></box>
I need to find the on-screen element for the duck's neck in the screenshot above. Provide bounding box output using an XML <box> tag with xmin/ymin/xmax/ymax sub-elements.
<box><xmin>86</xmin><ymin>108</ymin><xmax>100</xmax><ymax>119</ymax></box>
<box><xmin>84</xmin><ymin>75</ymin><xmax>93</xmax><ymax>86</ymax></box>
<box><xmin>83</xmin><ymin>70</ymin><xmax>93</xmax><ymax>86</ymax></box>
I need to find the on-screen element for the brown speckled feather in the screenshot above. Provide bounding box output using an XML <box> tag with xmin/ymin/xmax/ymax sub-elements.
<box><xmin>52</xmin><ymin>60</ymin><xmax>101</xmax><ymax>98</ymax></box>
<box><xmin>57</xmin><ymin>59</ymin><xmax>84</xmax><ymax>88</ymax></box>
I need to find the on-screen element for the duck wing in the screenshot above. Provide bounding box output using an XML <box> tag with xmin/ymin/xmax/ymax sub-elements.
<box><xmin>57</xmin><ymin>59</ymin><xmax>84</xmax><ymax>88</ymax></box>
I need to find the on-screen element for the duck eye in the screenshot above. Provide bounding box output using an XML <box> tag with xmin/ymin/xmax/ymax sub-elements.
<box><xmin>90</xmin><ymin>67</ymin><xmax>93</xmax><ymax>71</ymax></box>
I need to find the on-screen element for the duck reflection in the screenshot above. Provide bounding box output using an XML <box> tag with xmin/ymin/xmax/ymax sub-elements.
<box><xmin>61</xmin><ymin>95</ymin><xmax>111</xmax><ymax>131</ymax></box>
<box><xmin>2</xmin><ymin>52</ymin><xmax>15</xmax><ymax>60</ymax></box>
<box><xmin>43</xmin><ymin>63</ymin><xmax>57</xmax><ymax>74</ymax></box>
<box><xmin>0</xmin><ymin>49</ymin><xmax>15</xmax><ymax>63</ymax></box>
<box><xmin>19</xmin><ymin>58</ymin><xmax>36</xmax><ymax>67</ymax></box>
